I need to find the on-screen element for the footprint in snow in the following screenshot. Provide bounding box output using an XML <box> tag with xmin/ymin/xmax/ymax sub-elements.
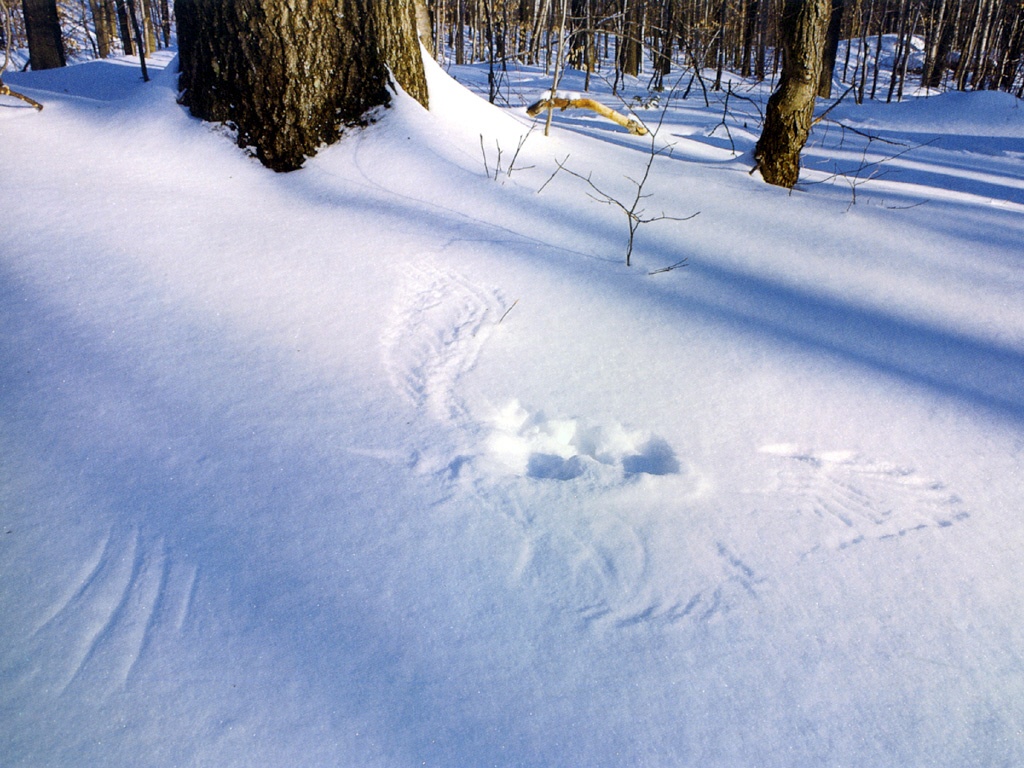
<box><xmin>759</xmin><ymin>444</ymin><xmax>970</xmax><ymax>557</ymax></box>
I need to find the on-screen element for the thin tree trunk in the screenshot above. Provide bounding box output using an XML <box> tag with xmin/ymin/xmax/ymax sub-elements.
<box><xmin>618</xmin><ymin>0</ymin><xmax>642</xmax><ymax>78</ymax></box>
<box><xmin>754</xmin><ymin>0</ymin><xmax>769</xmax><ymax>80</ymax></box>
<box><xmin>125</xmin><ymin>0</ymin><xmax>148</xmax><ymax>80</ymax></box>
<box><xmin>139</xmin><ymin>0</ymin><xmax>155</xmax><ymax>52</ymax></box>
<box><xmin>840</xmin><ymin>0</ymin><xmax>856</xmax><ymax>83</ymax></box>
<box><xmin>818</xmin><ymin>0</ymin><xmax>845</xmax><ymax>96</ymax></box>
<box><xmin>956</xmin><ymin>0</ymin><xmax>988</xmax><ymax>89</ymax></box>
<box><xmin>100</xmin><ymin>0</ymin><xmax>119</xmax><ymax>52</ymax></box>
<box><xmin>741</xmin><ymin>0</ymin><xmax>758</xmax><ymax>77</ymax></box>
<box><xmin>855</xmin><ymin>0</ymin><xmax>871</xmax><ymax>100</ymax></box>
<box><xmin>714</xmin><ymin>0</ymin><xmax>727</xmax><ymax>89</ymax></box>
<box><xmin>895</xmin><ymin>1</ymin><xmax>921</xmax><ymax>100</ymax></box>
<box><xmin>968</xmin><ymin>0</ymin><xmax>998</xmax><ymax>87</ymax></box>
<box><xmin>113</xmin><ymin>0</ymin><xmax>133</xmax><ymax>55</ymax></box>
<box><xmin>455</xmin><ymin>0</ymin><xmax>465</xmax><ymax>64</ymax></box>
<box><xmin>869</xmin><ymin>0</ymin><xmax>887</xmax><ymax>99</ymax></box>
<box><xmin>886</xmin><ymin>0</ymin><xmax>910</xmax><ymax>102</ymax></box>
<box><xmin>88</xmin><ymin>0</ymin><xmax>110</xmax><ymax>56</ymax></box>
<box><xmin>544</xmin><ymin>0</ymin><xmax>568</xmax><ymax>135</ymax></box>
<box><xmin>996</xmin><ymin>9</ymin><xmax>1023</xmax><ymax>91</ymax></box>
<box><xmin>921</xmin><ymin>0</ymin><xmax>947</xmax><ymax>88</ymax></box>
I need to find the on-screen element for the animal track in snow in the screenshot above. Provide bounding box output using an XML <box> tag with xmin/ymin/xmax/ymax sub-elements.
<box><xmin>509</xmin><ymin>506</ymin><xmax>764</xmax><ymax>632</ymax></box>
<box><xmin>485</xmin><ymin>404</ymin><xmax>744</xmax><ymax>632</ymax></box>
<box><xmin>485</xmin><ymin>400</ymin><xmax>681</xmax><ymax>483</ymax></box>
<box><xmin>606</xmin><ymin>541</ymin><xmax>766</xmax><ymax>630</ymax></box>
<box><xmin>760</xmin><ymin>444</ymin><xmax>970</xmax><ymax>556</ymax></box>
<box><xmin>20</xmin><ymin>528</ymin><xmax>196</xmax><ymax>697</ymax></box>
<box><xmin>509</xmin><ymin>505</ymin><xmax>652</xmax><ymax>626</ymax></box>
<box><xmin>478</xmin><ymin>402</ymin><xmax>711</xmax><ymax>630</ymax></box>
<box><xmin>381</xmin><ymin>267</ymin><xmax>706</xmax><ymax>629</ymax></box>
<box><xmin>381</xmin><ymin>262</ymin><xmax>505</xmax><ymax>424</ymax></box>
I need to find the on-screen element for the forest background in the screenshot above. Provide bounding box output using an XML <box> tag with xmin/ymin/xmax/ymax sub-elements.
<box><xmin>4</xmin><ymin>0</ymin><xmax>1023</xmax><ymax>103</ymax></box>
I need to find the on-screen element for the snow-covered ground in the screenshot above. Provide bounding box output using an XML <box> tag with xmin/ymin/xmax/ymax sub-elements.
<box><xmin>2</xmin><ymin>49</ymin><xmax>1023</xmax><ymax>766</ymax></box>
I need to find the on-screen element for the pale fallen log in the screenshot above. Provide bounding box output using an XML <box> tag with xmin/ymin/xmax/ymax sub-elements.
<box><xmin>526</xmin><ymin>96</ymin><xmax>647</xmax><ymax>136</ymax></box>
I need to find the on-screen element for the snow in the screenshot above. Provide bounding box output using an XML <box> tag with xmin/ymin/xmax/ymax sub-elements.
<box><xmin>2</xmin><ymin>48</ymin><xmax>1024</xmax><ymax>766</ymax></box>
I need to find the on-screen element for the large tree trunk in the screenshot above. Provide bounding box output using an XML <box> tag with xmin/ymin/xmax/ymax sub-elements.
<box><xmin>176</xmin><ymin>0</ymin><xmax>427</xmax><ymax>172</ymax></box>
<box><xmin>21</xmin><ymin>0</ymin><xmax>66</xmax><ymax>70</ymax></box>
<box><xmin>375</xmin><ymin>0</ymin><xmax>430</xmax><ymax>107</ymax></box>
<box><xmin>413</xmin><ymin>0</ymin><xmax>433</xmax><ymax>50</ymax></box>
<box><xmin>754</xmin><ymin>0</ymin><xmax>832</xmax><ymax>188</ymax></box>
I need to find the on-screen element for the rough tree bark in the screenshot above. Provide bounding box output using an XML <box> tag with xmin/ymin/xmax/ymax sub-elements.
<box><xmin>754</xmin><ymin>0</ymin><xmax>832</xmax><ymax>188</ymax></box>
<box><xmin>176</xmin><ymin>0</ymin><xmax>428</xmax><ymax>172</ymax></box>
<box><xmin>413</xmin><ymin>0</ymin><xmax>433</xmax><ymax>50</ymax></box>
<box><xmin>21</xmin><ymin>0</ymin><xmax>66</xmax><ymax>70</ymax></box>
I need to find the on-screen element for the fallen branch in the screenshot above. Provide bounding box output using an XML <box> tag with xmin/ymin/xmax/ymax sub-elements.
<box><xmin>526</xmin><ymin>96</ymin><xmax>648</xmax><ymax>136</ymax></box>
<box><xmin>0</xmin><ymin>81</ymin><xmax>43</xmax><ymax>110</ymax></box>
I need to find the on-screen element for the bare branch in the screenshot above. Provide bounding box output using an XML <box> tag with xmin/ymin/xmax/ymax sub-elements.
<box><xmin>649</xmin><ymin>258</ymin><xmax>689</xmax><ymax>275</ymax></box>
<box><xmin>537</xmin><ymin>153</ymin><xmax>571</xmax><ymax>194</ymax></box>
<box><xmin>480</xmin><ymin>134</ymin><xmax>490</xmax><ymax>178</ymax></box>
<box><xmin>812</xmin><ymin>84</ymin><xmax>857</xmax><ymax>126</ymax></box>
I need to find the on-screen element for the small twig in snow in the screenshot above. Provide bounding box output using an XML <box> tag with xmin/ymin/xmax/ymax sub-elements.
<box><xmin>648</xmin><ymin>258</ymin><xmax>689</xmax><ymax>275</ymax></box>
<box><xmin>498</xmin><ymin>299</ymin><xmax>519</xmax><ymax>324</ymax></box>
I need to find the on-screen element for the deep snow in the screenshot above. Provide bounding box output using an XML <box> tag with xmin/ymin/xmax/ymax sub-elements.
<box><xmin>2</xmin><ymin>48</ymin><xmax>1023</xmax><ymax>766</ymax></box>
